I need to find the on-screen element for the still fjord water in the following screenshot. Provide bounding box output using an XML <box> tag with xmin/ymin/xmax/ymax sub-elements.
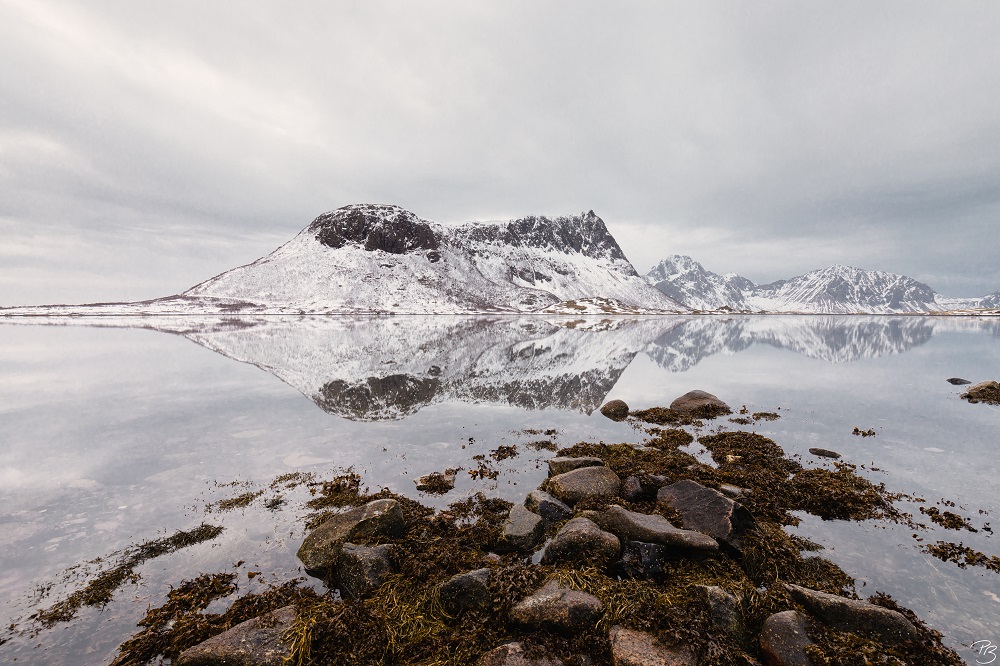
<box><xmin>0</xmin><ymin>315</ymin><xmax>997</xmax><ymax>664</ymax></box>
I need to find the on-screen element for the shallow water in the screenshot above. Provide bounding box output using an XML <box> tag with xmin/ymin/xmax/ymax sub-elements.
<box><xmin>0</xmin><ymin>315</ymin><xmax>998</xmax><ymax>664</ymax></box>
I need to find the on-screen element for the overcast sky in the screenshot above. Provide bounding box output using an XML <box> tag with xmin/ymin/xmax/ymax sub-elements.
<box><xmin>2</xmin><ymin>1</ymin><xmax>999</xmax><ymax>306</ymax></box>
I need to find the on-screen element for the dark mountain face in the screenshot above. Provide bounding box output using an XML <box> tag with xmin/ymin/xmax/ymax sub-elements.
<box><xmin>308</xmin><ymin>204</ymin><xmax>440</xmax><ymax>254</ymax></box>
<box><xmin>458</xmin><ymin>211</ymin><xmax>631</xmax><ymax>265</ymax></box>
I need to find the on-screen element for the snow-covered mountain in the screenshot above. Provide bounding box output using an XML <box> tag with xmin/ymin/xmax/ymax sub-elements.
<box><xmin>184</xmin><ymin>204</ymin><xmax>685</xmax><ymax>314</ymax></box>
<box><xmin>645</xmin><ymin>255</ymin><xmax>754</xmax><ymax>311</ymax></box>
<box><xmin>645</xmin><ymin>256</ymin><xmax>997</xmax><ymax>314</ymax></box>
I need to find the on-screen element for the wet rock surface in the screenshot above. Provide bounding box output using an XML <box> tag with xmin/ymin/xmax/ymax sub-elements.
<box><xmin>946</xmin><ymin>377</ymin><xmax>971</xmax><ymax>385</ymax></box>
<box><xmin>439</xmin><ymin>568</ymin><xmax>491</xmax><ymax>616</ymax></box>
<box><xmin>176</xmin><ymin>605</ymin><xmax>295</xmax><ymax>666</ymax></box>
<box><xmin>807</xmin><ymin>448</ymin><xmax>840</xmax><ymax>459</ymax></box>
<box><xmin>608</xmin><ymin>626</ymin><xmax>696</xmax><ymax>666</ymax></box>
<box><xmin>337</xmin><ymin>543</ymin><xmax>393</xmax><ymax>599</ymax></box>
<box><xmin>961</xmin><ymin>379</ymin><xmax>1000</xmax><ymax>405</ymax></box>
<box><xmin>525</xmin><ymin>490</ymin><xmax>573</xmax><ymax>522</ymax></box>
<box><xmin>669</xmin><ymin>390</ymin><xmax>731</xmax><ymax>417</ymax></box>
<box><xmin>548</xmin><ymin>456</ymin><xmax>606</xmax><ymax>476</ymax></box>
<box><xmin>599</xmin><ymin>399</ymin><xmax>630</xmax><ymax>421</ymax></box>
<box><xmin>657</xmin><ymin>479</ymin><xmax>755</xmax><ymax>551</ymax></box>
<box><xmin>547</xmin><ymin>466</ymin><xmax>622</xmax><ymax>506</ymax></box>
<box><xmin>499</xmin><ymin>504</ymin><xmax>545</xmax><ymax>552</ymax></box>
<box><xmin>759</xmin><ymin>610</ymin><xmax>815</xmax><ymax>666</ymax></box>
<box><xmin>784</xmin><ymin>583</ymin><xmax>919</xmax><ymax>642</ymax></box>
<box><xmin>541</xmin><ymin>517</ymin><xmax>621</xmax><ymax>567</ymax></box>
<box><xmin>592</xmin><ymin>505</ymin><xmax>718</xmax><ymax>552</ymax></box>
<box><xmin>415</xmin><ymin>469</ymin><xmax>457</xmax><ymax>493</ymax></box>
<box><xmin>509</xmin><ymin>580</ymin><xmax>604</xmax><ymax>634</ymax></box>
<box><xmin>296</xmin><ymin>498</ymin><xmax>404</xmax><ymax>578</ymax></box>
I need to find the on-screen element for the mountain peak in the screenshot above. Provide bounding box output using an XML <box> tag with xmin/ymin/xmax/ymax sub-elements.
<box><xmin>307</xmin><ymin>203</ymin><xmax>439</xmax><ymax>254</ymax></box>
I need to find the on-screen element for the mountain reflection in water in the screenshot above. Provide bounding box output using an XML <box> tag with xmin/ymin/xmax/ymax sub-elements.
<box><xmin>100</xmin><ymin>314</ymin><xmax>995</xmax><ymax>421</ymax></box>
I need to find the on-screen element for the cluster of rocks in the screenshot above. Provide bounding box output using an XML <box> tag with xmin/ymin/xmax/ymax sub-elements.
<box><xmin>960</xmin><ymin>379</ymin><xmax>1000</xmax><ymax>405</ymax></box>
<box><xmin>174</xmin><ymin>389</ymin><xmax>950</xmax><ymax>665</ymax></box>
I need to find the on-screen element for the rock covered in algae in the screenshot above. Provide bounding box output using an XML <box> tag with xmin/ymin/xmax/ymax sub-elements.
<box><xmin>784</xmin><ymin>583</ymin><xmax>919</xmax><ymax>642</ymax></box>
<box><xmin>547</xmin><ymin>466</ymin><xmax>621</xmax><ymax>506</ymax></box>
<box><xmin>540</xmin><ymin>517</ymin><xmax>621</xmax><ymax>567</ymax></box>
<box><xmin>599</xmin><ymin>399</ymin><xmax>630</xmax><ymax>421</ymax></box>
<box><xmin>759</xmin><ymin>610</ymin><xmax>815</xmax><ymax>666</ymax></box>
<box><xmin>175</xmin><ymin>605</ymin><xmax>295</xmax><ymax>666</ymax></box>
<box><xmin>415</xmin><ymin>469</ymin><xmax>457</xmax><ymax>493</ymax></box>
<box><xmin>547</xmin><ymin>456</ymin><xmax>605</xmax><ymax>476</ymax></box>
<box><xmin>337</xmin><ymin>543</ymin><xmax>393</xmax><ymax>599</ymax></box>
<box><xmin>296</xmin><ymin>498</ymin><xmax>404</xmax><ymax>578</ymax></box>
<box><xmin>439</xmin><ymin>567</ymin><xmax>491</xmax><ymax>616</ymax></box>
<box><xmin>657</xmin><ymin>479</ymin><xmax>755</xmax><ymax>551</ymax></box>
<box><xmin>669</xmin><ymin>390</ymin><xmax>731</xmax><ymax>417</ymax></box>
<box><xmin>696</xmin><ymin>585</ymin><xmax>744</xmax><ymax>639</ymax></box>
<box><xmin>477</xmin><ymin>641</ymin><xmax>565</xmax><ymax>666</ymax></box>
<box><xmin>509</xmin><ymin>580</ymin><xmax>603</xmax><ymax>634</ymax></box>
<box><xmin>609</xmin><ymin>626</ymin><xmax>697</xmax><ymax>665</ymax></box>
<box><xmin>961</xmin><ymin>380</ymin><xmax>1000</xmax><ymax>405</ymax></box>
<box><xmin>592</xmin><ymin>505</ymin><xmax>719</xmax><ymax>552</ymax></box>
<box><xmin>498</xmin><ymin>504</ymin><xmax>545</xmax><ymax>553</ymax></box>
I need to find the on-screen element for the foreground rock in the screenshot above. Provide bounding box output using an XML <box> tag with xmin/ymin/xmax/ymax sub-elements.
<box><xmin>592</xmin><ymin>505</ymin><xmax>718</xmax><ymax>552</ymax></box>
<box><xmin>669</xmin><ymin>390</ymin><xmax>731</xmax><ymax>417</ymax></box>
<box><xmin>541</xmin><ymin>517</ymin><xmax>621</xmax><ymax>566</ymax></box>
<box><xmin>524</xmin><ymin>490</ymin><xmax>572</xmax><ymax>522</ymax></box>
<box><xmin>600</xmin><ymin>399</ymin><xmax>630</xmax><ymax>421</ymax></box>
<box><xmin>337</xmin><ymin>543</ymin><xmax>393</xmax><ymax>599</ymax></box>
<box><xmin>609</xmin><ymin>626</ymin><xmax>696</xmax><ymax>666</ymax></box>
<box><xmin>784</xmin><ymin>584</ymin><xmax>919</xmax><ymax>642</ymax></box>
<box><xmin>477</xmin><ymin>642</ymin><xmax>564</xmax><ymax>666</ymax></box>
<box><xmin>297</xmin><ymin>499</ymin><xmax>404</xmax><ymax>578</ymax></box>
<box><xmin>499</xmin><ymin>504</ymin><xmax>545</xmax><ymax>553</ymax></box>
<box><xmin>176</xmin><ymin>605</ymin><xmax>295</xmax><ymax>666</ymax></box>
<box><xmin>547</xmin><ymin>466</ymin><xmax>622</xmax><ymax>506</ymax></box>
<box><xmin>439</xmin><ymin>568</ymin><xmax>491</xmax><ymax>616</ymax></box>
<box><xmin>510</xmin><ymin>580</ymin><xmax>604</xmax><ymax>633</ymax></box>
<box><xmin>657</xmin><ymin>480</ymin><xmax>755</xmax><ymax>551</ymax></box>
<box><xmin>759</xmin><ymin>610</ymin><xmax>814</xmax><ymax>666</ymax></box>
<box><xmin>547</xmin><ymin>456</ymin><xmax>605</xmax><ymax>476</ymax></box>
<box><xmin>962</xmin><ymin>380</ymin><xmax>1000</xmax><ymax>405</ymax></box>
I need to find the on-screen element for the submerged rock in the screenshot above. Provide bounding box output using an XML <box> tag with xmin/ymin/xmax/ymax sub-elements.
<box><xmin>509</xmin><ymin>580</ymin><xmax>603</xmax><ymax>633</ymax></box>
<box><xmin>547</xmin><ymin>466</ymin><xmax>621</xmax><ymax>506</ymax></box>
<box><xmin>946</xmin><ymin>377</ymin><xmax>971</xmax><ymax>385</ymax></box>
<box><xmin>656</xmin><ymin>480</ymin><xmax>755</xmax><ymax>551</ymax></box>
<box><xmin>609</xmin><ymin>626</ymin><xmax>697</xmax><ymax>666</ymax></box>
<box><xmin>296</xmin><ymin>498</ymin><xmax>404</xmax><ymax>579</ymax></box>
<box><xmin>599</xmin><ymin>399</ymin><xmax>630</xmax><ymax>421</ymax></box>
<box><xmin>525</xmin><ymin>490</ymin><xmax>572</xmax><ymax>522</ymax></box>
<box><xmin>807</xmin><ymin>448</ymin><xmax>841</xmax><ymax>460</ymax></box>
<box><xmin>669</xmin><ymin>390</ymin><xmax>731</xmax><ymax>418</ymax></box>
<box><xmin>176</xmin><ymin>605</ymin><xmax>295</xmax><ymax>666</ymax></box>
<box><xmin>541</xmin><ymin>517</ymin><xmax>621</xmax><ymax>566</ymax></box>
<box><xmin>498</xmin><ymin>504</ymin><xmax>545</xmax><ymax>553</ymax></box>
<box><xmin>592</xmin><ymin>505</ymin><xmax>718</xmax><ymax>552</ymax></box>
<box><xmin>784</xmin><ymin>583</ymin><xmax>919</xmax><ymax>642</ymax></box>
<box><xmin>415</xmin><ymin>469</ymin><xmax>457</xmax><ymax>493</ymax></box>
<box><xmin>547</xmin><ymin>456</ymin><xmax>605</xmax><ymax>476</ymax></box>
<box><xmin>759</xmin><ymin>610</ymin><xmax>815</xmax><ymax>666</ymax></box>
<box><xmin>337</xmin><ymin>543</ymin><xmax>393</xmax><ymax>599</ymax></box>
<box><xmin>439</xmin><ymin>568</ymin><xmax>491</xmax><ymax>616</ymax></box>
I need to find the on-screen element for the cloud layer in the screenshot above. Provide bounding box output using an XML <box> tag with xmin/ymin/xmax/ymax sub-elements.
<box><xmin>2</xmin><ymin>1</ymin><xmax>999</xmax><ymax>304</ymax></box>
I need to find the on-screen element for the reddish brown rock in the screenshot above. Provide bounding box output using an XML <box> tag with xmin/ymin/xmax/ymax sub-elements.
<box><xmin>760</xmin><ymin>610</ymin><xmax>815</xmax><ymax>666</ymax></box>
<box><xmin>657</xmin><ymin>479</ymin><xmax>755</xmax><ymax>551</ymax></box>
<box><xmin>547</xmin><ymin>466</ymin><xmax>621</xmax><ymax>506</ymax></box>
<box><xmin>510</xmin><ymin>580</ymin><xmax>604</xmax><ymax>633</ymax></box>
<box><xmin>669</xmin><ymin>390</ymin><xmax>731</xmax><ymax>418</ymax></box>
<box><xmin>609</xmin><ymin>626</ymin><xmax>697</xmax><ymax>666</ymax></box>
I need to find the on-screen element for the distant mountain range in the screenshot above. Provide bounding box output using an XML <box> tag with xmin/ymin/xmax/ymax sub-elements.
<box><xmin>645</xmin><ymin>255</ymin><xmax>1000</xmax><ymax>314</ymax></box>
<box><xmin>1</xmin><ymin>204</ymin><xmax>997</xmax><ymax>316</ymax></box>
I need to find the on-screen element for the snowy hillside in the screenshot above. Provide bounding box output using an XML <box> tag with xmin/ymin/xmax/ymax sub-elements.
<box><xmin>645</xmin><ymin>255</ymin><xmax>754</xmax><ymax>311</ymax></box>
<box><xmin>184</xmin><ymin>204</ymin><xmax>685</xmax><ymax>314</ymax></box>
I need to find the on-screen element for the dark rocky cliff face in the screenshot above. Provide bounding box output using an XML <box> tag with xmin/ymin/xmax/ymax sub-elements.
<box><xmin>458</xmin><ymin>211</ymin><xmax>631</xmax><ymax>264</ymax></box>
<box><xmin>308</xmin><ymin>204</ymin><xmax>440</xmax><ymax>254</ymax></box>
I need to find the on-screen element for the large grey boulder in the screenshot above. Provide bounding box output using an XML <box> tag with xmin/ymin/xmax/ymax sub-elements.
<box><xmin>593</xmin><ymin>505</ymin><xmax>719</xmax><ymax>552</ymax></box>
<box><xmin>477</xmin><ymin>642</ymin><xmax>564</xmax><ymax>666</ymax></box>
<box><xmin>176</xmin><ymin>605</ymin><xmax>295</xmax><ymax>666</ymax></box>
<box><xmin>784</xmin><ymin>584</ymin><xmax>919</xmax><ymax>642</ymax></box>
<box><xmin>439</xmin><ymin>568</ymin><xmax>491</xmax><ymax>616</ymax></box>
<box><xmin>600</xmin><ymin>399</ymin><xmax>630</xmax><ymax>421</ymax></box>
<box><xmin>759</xmin><ymin>611</ymin><xmax>814</xmax><ymax>666</ymax></box>
<box><xmin>608</xmin><ymin>626</ymin><xmax>697</xmax><ymax>665</ymax></box>
<box><xmin>547</xmin><ymin>456</ymin><xmax>606</xmax><ymax>476</ymax></box>
<box><xmin>669</xmin><ymin>390</ymin><xmax>731</xmax><ymax>417</ymax></box>
<box><xmin>498</xmin><ymin>504</ymin><xmax>545</xmax><ymax>553</ymax></box>
<box><xmin>541</xmin><ymin>517</ymin><xmax>620</xmax><ymax>567</ymax></box>
<box><xmin>547</xmin><ymin>466</ymin><xmax>621</xmax><ymax>506</ymax></box>
<box><xmin>296</xmin><ymin>498</ymin><xmax>404</xmax><ymax>579</ymax></box>
<box><xmin>337</xmin><ymin>543</ymin><xmax>393</xmax><ymax>599</ymax></box>
<box><xmin>657</xmin><ymin>480</ymin><xmax>755</xmax><ymax>551</ymax></box>
<box><xmin>525</xmin><ymin>490</ymin><xmax>572</xmax><ymax>522</ymax></box>
<box><xmin>510</xmin><ymin>580</ymin><xmax>604</xmax><ymax>633</ymax></box>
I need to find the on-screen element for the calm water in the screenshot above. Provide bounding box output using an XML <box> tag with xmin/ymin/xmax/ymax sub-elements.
<box><xmin>1</xmin><ymin>315</ymin><xmax>998</xmax><ymax>664</ymax></box>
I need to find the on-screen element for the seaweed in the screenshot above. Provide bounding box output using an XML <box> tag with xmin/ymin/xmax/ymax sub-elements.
<box><xmin>922</xmin><ymin>542</ymin><xmax>1000</xmax><ymax>573</ymax></box>
<box><xmin>919</xmin><ymin>506</ymin><xmax>977</xmax><ymax>531</ymax></box>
